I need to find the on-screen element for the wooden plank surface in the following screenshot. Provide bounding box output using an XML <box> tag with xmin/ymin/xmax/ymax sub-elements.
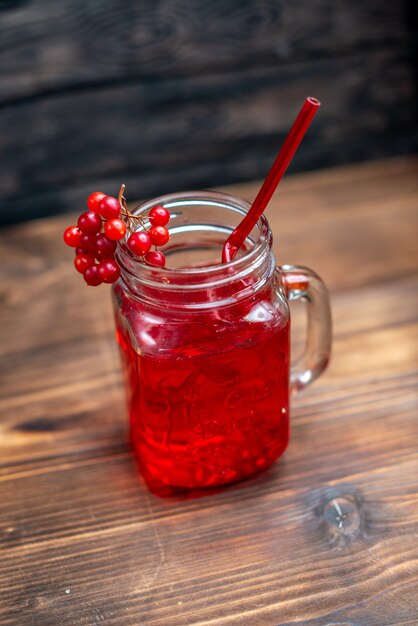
<box><xmin>0</xmin><ymin>156</ymin><xmax>418</xmax><ymax>625</ymax></box>
<box><xmin>0</xmin><ymin>0</ymin><xmax>410</xmax><ymax>98</ymax></box>
<box><xmin>1</xmin><ymin>0</ymin><xmax>417</xmax><ymax>224</ymax></box>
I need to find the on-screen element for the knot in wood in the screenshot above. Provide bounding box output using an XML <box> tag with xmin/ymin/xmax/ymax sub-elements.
<box><xmin>323</xmin><ymin>494</ymin><xmax>362</xmax><ymax>544</ymax></box>
<box><xmin>324</xmin><ymin>496</ymin><xmax>361</xmax><ymax>534</ymax></box>
<box><xmin>311</xmin><ymin>488</ymin><xmax>365</xmax><ymax>548</ymax></box>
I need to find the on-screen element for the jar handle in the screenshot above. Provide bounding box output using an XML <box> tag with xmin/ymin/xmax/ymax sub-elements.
<box><xmin>279</xmin><ymin>265</ymin><xmax>332</xmax><ymax>392</ymax></box>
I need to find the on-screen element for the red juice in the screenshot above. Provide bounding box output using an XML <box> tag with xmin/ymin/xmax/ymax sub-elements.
<box><xmin>113</xmin><ymin>283</ymin><xmax>290</xmax><ymax>490</ymax></box>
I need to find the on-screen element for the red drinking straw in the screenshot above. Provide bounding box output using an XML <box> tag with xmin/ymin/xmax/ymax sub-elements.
<box><xmin>222</xmin><ymin>97</ymin><xmax>321</xmax><ymax>262</ymax></box>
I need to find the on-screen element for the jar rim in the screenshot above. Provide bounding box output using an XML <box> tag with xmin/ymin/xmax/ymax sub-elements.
<box><xmin>116</xmin><ymin>190</ymin><xmax>272</xmax><ymax>286</ymax></box>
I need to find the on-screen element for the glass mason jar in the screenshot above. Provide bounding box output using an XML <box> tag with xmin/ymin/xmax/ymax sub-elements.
<box><xmin>112</xmin><ymin>191</ymin><xmax>331</xmax><ymax>490</ymax></box>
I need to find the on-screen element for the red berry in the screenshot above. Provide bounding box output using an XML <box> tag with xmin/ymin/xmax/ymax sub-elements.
<box><xmin>63</xmin><ymin>226</ymin><xmax>82</xmax><ymax>247</ymax></box>
<box><xmin>80</xmin><ymin>232</ymin><xmax>97</xmax><ymax>252</ymax></box>
<box><xmin>149</xmin><ymin>225</ymin><xmax>170</xmax><ymax>247</ymax></box>
<box><xmin>105</xmin><ymin>218</ymin><xmax>127</xmax><ymax>241</ymax></box>
<box><xmin>87</xmin><ymin>191</ymin><xmax>106</xmax><ymax>212</ymax></box>
<box><xmin>77</xmin><ymin>210</ymin><xmax>102</xmax><ymax>235</ymax></box>
<box><xmin>144</xmin><ymin>250</ymin><xmax>166</xmax><ymax>267</ymax></box>
<box><xmin>74</xmin><ymin>253</ymin><xmax>95</xmax><ymax>274</ymax></box>
<box><xmin>149</xmin><ymin>205</ymin><xmax>170</xmax><ymax>226</ymax></box>
<box><xmin>99</xmin><ymin>196</ymin><xmax>121</xmax><ymax>220</ymax></box>
<box><xmin>83</xmin><ymin>265</ymin><xmax>102</xmax><ymax>286</ymax></box>
<box><xmin>97</xmin><ymin>259</ymin><xmax>121</xmax><ymax>284</ymax></box>
<box><xmin>75</xmin><ymin>246</ymin><xmax>89</xmax><ymax>255</ymax></box>
<box><xmin>127</xmin><ymin>231</ymin><xmax>152</xmax><ymax>256</ymax></box>
<box><xmin>95</xmin><ymin>233</ymin><xmax>117</xmax><ymax>260</ymax></box>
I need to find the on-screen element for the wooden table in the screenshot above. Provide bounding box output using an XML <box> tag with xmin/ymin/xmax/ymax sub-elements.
<box><xmin>1</xmin><ymin>157</ymin><xmax>417</xmax><ymax>625</ymax></box>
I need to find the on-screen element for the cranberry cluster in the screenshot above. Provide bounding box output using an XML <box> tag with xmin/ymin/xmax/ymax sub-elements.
<box><xmin>63</xmin><ymin>190</ymin><xmax>171</xmax><ymax>286</ymax></box>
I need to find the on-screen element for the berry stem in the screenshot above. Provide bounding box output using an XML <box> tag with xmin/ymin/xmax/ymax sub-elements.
<box><xmin>118</xmin><ymin>184</ymin><xmax>126</xmax><ymax>206</ymax></box>
<box><xmin>117</xmin><ymin>183</ymin><xmax>149</xmax><ymax>233</ymax></box>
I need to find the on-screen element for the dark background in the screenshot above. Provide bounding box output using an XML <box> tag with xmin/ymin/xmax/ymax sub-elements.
<box><xmin>0</xmin><ymin>0</ymin><xmax>416</xmax><ymax>225</ymax></box>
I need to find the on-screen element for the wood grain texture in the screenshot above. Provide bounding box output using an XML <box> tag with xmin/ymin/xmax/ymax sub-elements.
<box><xmin>0</xmin><ymin>0</ymin><xmax>417</xmax><ymax>224</ymax></box>
<box><xmin>0</xmin><ymin>157</ymin><xmax>418</xmax><ymax>625</ymax></box>
<box><xmin>0</xmin><ymin>0</ymin><xmax>411</xmax><ymax>99</ymax></box>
